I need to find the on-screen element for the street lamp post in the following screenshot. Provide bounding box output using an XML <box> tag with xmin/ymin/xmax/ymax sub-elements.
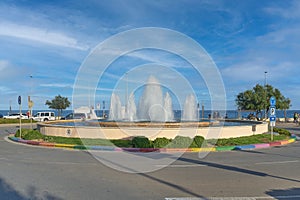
<box><xmin>29</xmin><ymin>75</ymin><xmax>33</xmax><ymax>129</ymax></box>
<box><xmin>264</xmin><ymin>71</ymin><xmax>267</xmax><ymax>120</ymax></box>
<box><xmin>125</xmin><ymin>72</ymin><xmax>128</xmax><ymax>120</ymax></box>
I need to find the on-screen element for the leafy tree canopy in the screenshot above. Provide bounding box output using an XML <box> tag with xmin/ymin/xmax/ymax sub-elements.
<box><xmin>45</xmin><ymin>95</ymin><xmax>71</xmax><ymax>117</ymax></box>
<box><xmin>236</xmin><ymin>84</ymin><xmax>291</xmax><ymax>118</ymax></box>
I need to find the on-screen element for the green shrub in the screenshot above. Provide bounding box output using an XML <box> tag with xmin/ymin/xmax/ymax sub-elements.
<box><xmin>153</xmin><ymin>137</ymin><xmax>171</xmax><ymax>148</ymax></box>
<box><xmin>15</xmin><ymin>129</ymin><xmax>32</xmax><ymax>138</ymax></box>
<box><xmin>206</xmin><ymin>138</ymin><xmax>218</xmax><ymax>146</ymax></box>
<box><xmin>111</xmin><ymin>139</ymin><xmax>132</xmax><ymax>148</ymax></box>
<box><xmin>168</xmin><ymin>136</ymin><xmax>193</xmax><ymax>148</ymax></box>
<box><xmin>132</xmin><ymin>136</ymin><xmax>152</xmax><ymax>148</ymax></box>
<box><xmin>15</xmin><ymin>129</ymin><xmax>44</xmax><ymax>140</ymax></box>
<box><xmin>23</xmin><ymin>130</ymin><xmax>44</xmax><ymax>140</ymax></box>
<box><xmin>273</xmin><ymin>127</ymin><xmax>291</xmax><ymax>136</ymax></box>
<box><xmin>192</xmin><ymin>135</ymin><xmax>206</xmax><ymax>147</ymax></box>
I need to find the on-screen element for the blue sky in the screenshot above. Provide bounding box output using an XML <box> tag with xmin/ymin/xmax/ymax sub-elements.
<box><xmin>0</xmin><ymin>0</ymin><xmax>299</xmax><ymax>111</ymax></box>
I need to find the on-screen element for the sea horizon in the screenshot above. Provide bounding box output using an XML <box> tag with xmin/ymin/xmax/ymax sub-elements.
<box><xmin>1</xmin><ymin>109</ymin><xmax>299</xmax><ymax>119</ymax></box>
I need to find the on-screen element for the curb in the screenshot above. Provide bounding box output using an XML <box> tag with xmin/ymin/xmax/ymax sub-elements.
<box><xmin>7</xmin><ymin>135</ymin><xmax>297</xmax><ymax>153</ymax></box>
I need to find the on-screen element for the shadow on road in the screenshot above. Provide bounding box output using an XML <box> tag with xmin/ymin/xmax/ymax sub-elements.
<box><xmin>0</xmin><ymin>178</ymin><xmax>62</xmax><ymax>200</ymax></box>
<box><xmin>93</xmin><ymin>154</ymin><xmax>205</xmax><ymax>198</ymax></box>
<box><xmin>177</xmin><ymin>156</ymin><xmax>300</xmax><ymax>183</ymax></box>
<box><xmin>266</xmin><ymin>187</ymin><xmax>300</xmax><ymax>199</ymax></box>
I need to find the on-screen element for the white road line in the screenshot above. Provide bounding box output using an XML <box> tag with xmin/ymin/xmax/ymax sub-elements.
<box><xmin>156</xmin><ymin>164</ymin><xmax>207</xmax><ymax>168</ymax></box>
<box><xmin>165</xmin><ymin>195</ymin><xmax>300</xmax><ymax>199</ymax></box>
<box><xmin>255</xmin><ymin>160</ymin><xmax>299</xmax><ymax>165</ymax></box>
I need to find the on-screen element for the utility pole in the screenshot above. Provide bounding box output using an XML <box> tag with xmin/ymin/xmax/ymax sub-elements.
<box><xmin>29</xmin><ymin>75</ymin><xmax>33</xmax><ymax>129</ymax></box>
<box><xmin>125</xmin><ymin>72</ymin><xmax>128</xmax><ymax>120</ymax></box>
<box><xmin>264</xmin><ymin>71</ymin><xmax>268</xmax><ymax>120</ymax></box>
<box><xmin>202</xmin><ymin>103</ymin><xmax>204</xmax><ymax>120</ymax></box>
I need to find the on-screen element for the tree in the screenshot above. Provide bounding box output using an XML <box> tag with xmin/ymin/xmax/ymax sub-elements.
<box><xmin>235</xmin><ymin>84</ymin><xmax>291</xmax><ymax>120</ymax></box>
<box><xmin>45</xmin><ymin>95</ymin><xmax>71</xmax><ymax>118</ymax></box>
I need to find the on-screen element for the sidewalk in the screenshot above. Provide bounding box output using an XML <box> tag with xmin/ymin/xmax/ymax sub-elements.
<box><xmin>276</xmin><ymin>122</ymin><xmax>300</xmax><ymax>132</ymax></box>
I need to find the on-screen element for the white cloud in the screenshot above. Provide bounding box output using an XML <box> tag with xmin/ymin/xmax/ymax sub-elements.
<box><xmin>0</xmin><ymin>60</ymin><xmax>10</xmax><ymax>71</ymax></box>
<box><xmin>0</xmin><ymin>86</ymin><xmax>12</xmax><ymax>93</ymax></box>
<box><xmin>264</xmin><ymin>1</ymin><xmax>300</xmax><ymax>19</ymax></box>
<box><xmin>0</xmin><ymin>21</ymin><xmax>89</xmax><ymax>50</ymax></box>
<box><xmin>40</xmin><ymin>83</ymin><xmax>73</xmax><ymax>88</ymax></box>
<box><xmin>257</xmin><ymin>27</ymin><xmax>300</xmax><ymax>45</ymax></box>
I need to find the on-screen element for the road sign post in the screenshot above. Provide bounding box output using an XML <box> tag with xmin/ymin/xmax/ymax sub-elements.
<box><xmin>28</xmin><ymin>96</ymin><xmax>34</xmax><ymax>130</ymax></box>
<box><xmin>18</xmin><ymin>96</ymin><xmax>22</xmax><ymax>139</ymax></box>
<box><xmin>270</xmin><ymin>96</ymin><xmax>276</xmax><ymax>107</ymax></box>
<box><xmin>269</xmin><ymin>96</ymin><xmax>276</xmax><ymax>141</ymax></box>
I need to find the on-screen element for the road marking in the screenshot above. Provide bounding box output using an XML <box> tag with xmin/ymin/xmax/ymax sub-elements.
<box><xmin>156</xmin><ymin>164</ymin><xmax>207</xmax><ymax>168</ymax></box>
<box><xmin>165</xmin><ymin>195</ymin><xmax>300</xmax><ymax>199</ymax></box>
<box><xmin>255</xmin><ymin>160</ymin><xmax>299</xmax><ymax>165</ymax></box>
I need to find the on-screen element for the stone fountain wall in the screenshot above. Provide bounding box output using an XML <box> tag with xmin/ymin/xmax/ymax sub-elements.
<box><xmin>37</xmin><ymin>121</ymin><xmax>268</xmax><ymax>140</ymax></box>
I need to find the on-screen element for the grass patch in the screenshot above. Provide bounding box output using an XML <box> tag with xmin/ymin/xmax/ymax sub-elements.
<box><xmin>44</xmin><ymin>136</ymin><xmax>132</xmax><ymax>147</ymax></box>
<box><xmin>207</xmin><ymin>134</ymin><xmax>288</xmax><ymax>147</ymax></box>
<box><xmin>15</xmin><ymin>128</ymin><xmax>291</xmax><ymax>148</ymax></box>
<box><xmin>110</xmin><ymin>139</ymin><xmax>132</xmax><ymax>148</ymax></box>
<box><xmin>44</xmin><ymin>136</ymin><xmax>83</xmax><ymax>145</ymax></box>
<box><xmin>0</xmin><ymin>118</ymin><xmax>32</xmax><ymax>124</ymax></box>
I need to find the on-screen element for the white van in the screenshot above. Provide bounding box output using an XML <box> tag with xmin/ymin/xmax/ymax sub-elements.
<box><xmin>33</xmin><ymin>112</ymin><xmax>55</xmax><ymax>122</ymax></box>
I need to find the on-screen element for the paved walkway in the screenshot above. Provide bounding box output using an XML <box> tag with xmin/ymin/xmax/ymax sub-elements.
<box><xmin>276</xmin><ymin>122</ymin><xmax>300</xmax><ymax>135</ymax></box>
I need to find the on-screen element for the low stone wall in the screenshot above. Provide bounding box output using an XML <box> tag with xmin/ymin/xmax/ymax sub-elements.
<box><xmin>37</xmin><ymin>121</ymin><xmax>268</xmax><ymax>140</ymax></box>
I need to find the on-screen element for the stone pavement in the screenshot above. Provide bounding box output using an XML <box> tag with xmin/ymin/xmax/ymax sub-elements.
<box><xmin>276</xmin><ymin>122</ymin><xmax>300</xmax><ymax>140</ymax></box>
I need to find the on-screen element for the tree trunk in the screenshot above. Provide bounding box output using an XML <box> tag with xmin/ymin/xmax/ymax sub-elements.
<box><xmin>284</xmin><ymin>109</ymin><xmax>287</xmax><ymax>122</ymax></box>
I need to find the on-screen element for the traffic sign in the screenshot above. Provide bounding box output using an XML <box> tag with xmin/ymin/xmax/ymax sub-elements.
<box><xmin>18</xmin><ymin>96</ymin><xmax>21</xmax><ymax>105</ymax></box>
<box><xmin>270</xmin><ymin>106</ymin><xmax>276</xmax><ymax>116</ymax></box>
<box><xmin>270</xmin><ymin>121</ymin><xmax>276</xmax><ymax>127</ymax></box>
<box><xmin>270</xmin><ymin>96</ymin><xmax>276</xmax><ymax>106</ymax></box>
<box><xmin>270</xmin><ymin>116</ymin><xmax>276</xmax><ymax>127</ymax></box>
<box><xmin>28</xmin><ymin>101</ymin><xmax>34</xmax><ymax>109</ymax></box>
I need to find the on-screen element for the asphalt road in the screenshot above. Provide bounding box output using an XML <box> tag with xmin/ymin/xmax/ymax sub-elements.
<box><xmin>0</xmin><ymin>124</ymin><xmax>300</xmax><ymax>200</ymax></box>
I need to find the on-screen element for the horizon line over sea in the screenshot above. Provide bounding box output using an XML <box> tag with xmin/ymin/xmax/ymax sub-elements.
<box><xmin>1</xmin><ymin>109</ymin><xmax>300</xmax><ymax>119</ymax></box>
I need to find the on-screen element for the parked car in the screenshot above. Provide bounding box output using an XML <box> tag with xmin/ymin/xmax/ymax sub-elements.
<box><xmin>3</xmin><ymin>113</ymin><xmax>28</xmax><ymax>119</ymax></box>
<box><xmin>61</xmin><ymin>113</ymin><xmax>86</xmax><ymax>120</ymax></box>
<box><xmin>32</xmin><ymin>112</ymin><xmax>55</xmax><ymax>122</ymax></box>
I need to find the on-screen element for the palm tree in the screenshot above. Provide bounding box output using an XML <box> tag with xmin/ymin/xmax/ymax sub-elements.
<box><xmin>45</xmin><ymin>95</ymin><xmax>71</xmax><ymax>119</ymax></box>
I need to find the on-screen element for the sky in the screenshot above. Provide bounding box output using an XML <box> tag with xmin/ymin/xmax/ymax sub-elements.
<box><xmin>0</xmin><ymin>0</ymin><xmax>300</xmax><ymax>111</ymax></box>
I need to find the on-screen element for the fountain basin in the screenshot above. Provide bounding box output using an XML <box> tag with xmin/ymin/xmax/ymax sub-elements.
<box><xmin>37</xmin><ymin>120</ymin><xmax>268</xmax><ymax>140</ymax></box>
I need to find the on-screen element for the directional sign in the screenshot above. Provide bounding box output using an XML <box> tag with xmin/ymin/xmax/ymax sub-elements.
<box><xmin>270</xmin><ymin>116</ymin><xmax>276</xmax><ymax>122</ymax></box>
<box><xmin>270</xmin><ymin>96</ymin><xmax>276</xmax><ymax>106</ymax></box>
<box><xmin>270</xmin><ymin>121</ymin><xmax>276</xmax><ymax>127</ymax></box>
<box><xmin>28</xmin><ymin>101</ymin><xmax>34</xmax><ymax>109</ymax></box>
<box><xmin>270</xmin><ymin>106</ymin><xmax>276</xmax><ymax>116</ymax></box>
<box><xmin>18</xmin><ymin>96</ymin><xmax>21</xmax><ymax>105</ymax></box>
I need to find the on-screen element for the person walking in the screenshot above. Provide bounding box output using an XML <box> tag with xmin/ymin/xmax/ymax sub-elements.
<box><xmin>294</xmin><ymin>112</ymin><xmax>299</xmax><ymax>123</ymax></box>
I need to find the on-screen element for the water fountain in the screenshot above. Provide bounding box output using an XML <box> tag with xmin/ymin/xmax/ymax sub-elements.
<box><xmin>37</xmin><ymin>75</ymin><xmax>268</xmax><ymax>140</ymax></box>
<box><xmin>137</xmin><ymin>76</ymin><xmax>169</xmax><ymax>122</ymax></box>
<box><xmin>127</xmin><ymin>93</ymin><xmax>137</xmax><ymax>121</ymax></box>
<box><xmin>109</xmin><ymin>93</ymin><xmax>122</xmax><ymax>120</ymax></box>
<box><xmin>111</xmin><ymin>76</ymin><xmax>175</xmax><ymax>122</ymax></box>
<box><xmin>182</xmin><ymin>94</ymin><xmax>197</xmax><ymax>121</ymax></box>
<box><xmin>164</xmin><ymin>92</ymin><xmax>174</xmax><ymax>122</ymax></box>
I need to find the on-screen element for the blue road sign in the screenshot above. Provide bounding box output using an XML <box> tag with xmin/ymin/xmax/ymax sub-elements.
<box><xmin>270</xmin><ymin>106</ymin><xmax>276</xmax><ymax>116</ymax></box>
<box><xmin>18</xmin><ymin>96</ymin><xmax>21</xmax><ymax>105</ymax></box>
<box><xmin>270</xmin><ymin>96</ymin><xmax>276</xmax><ymax>106</ymax></box>
<box><xmin>270</xmin><ymin>116</ymin><xmax>276</xmax><ymax>122</ymax></box>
